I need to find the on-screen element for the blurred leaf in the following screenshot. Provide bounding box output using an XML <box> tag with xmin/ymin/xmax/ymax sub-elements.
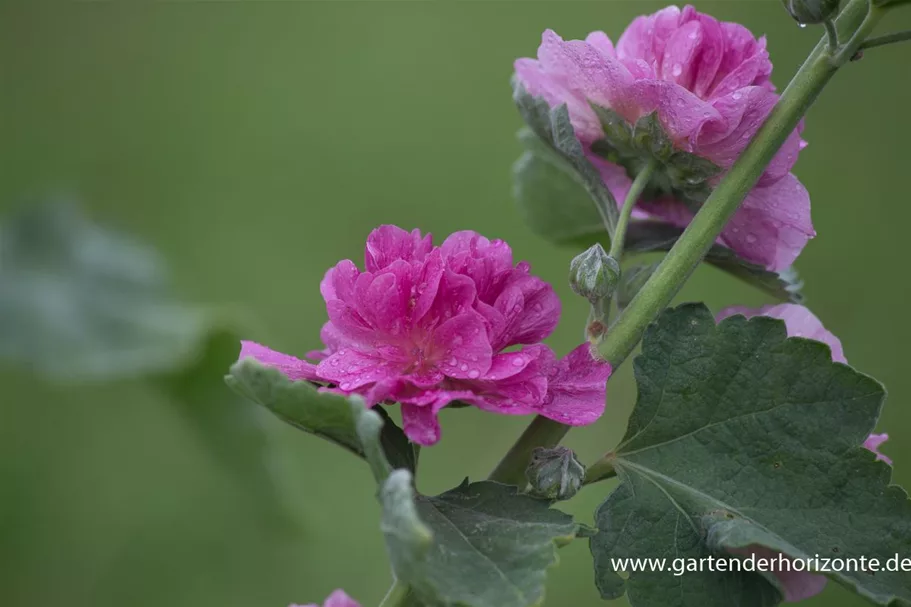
<box><xmin>591</xmin><ymin>304</ymin><xmax>909</xmax><ymax>607</ymax></box>
<box><xmin>226</xmin><ymin>357</ymin><xmax>416</xmax><ymax>472</ymax></box>
<box><xmin>0</xmin><ymin>201</ymin><xmax>213</xmax><ymax>378</ymax></box>
<box><xmin>513</xmin><ymin>80</ymin><xmax>619</xmax><ymax>234</ymax></box>
<box><xmin>0</xmin><ymin>201</ymin><xmax>285</xmax><ymax>518</ymax></box>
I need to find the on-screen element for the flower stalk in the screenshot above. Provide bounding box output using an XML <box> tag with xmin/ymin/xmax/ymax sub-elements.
<box><xmin>488</xmin><ymin>0</ymin><xmax>884</xmax><ymax>488</ymax></box>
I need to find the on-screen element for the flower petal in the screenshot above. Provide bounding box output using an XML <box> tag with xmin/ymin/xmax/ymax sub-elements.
<box><xmin>317</xmin><ymin>349</ymin><xmax>407</xmax><ymax>394</ymax></box>
<box><xmin>538</xmin><ymin>343</ymin><xmax>611</xmax><ymax>425</ymax></box>
<box><xmin>864</xmin><ymin>433</ymin><xmax>892</xmax><ymax>465</ymax></box>
<box><xmin>238</xmin><ymin>341</ymin><xmax>321</xmax><ymax>382</ymax></box>
<box><xmin>726</xmin><ymin>545</ymin><xmax>827</xmax><ymax>602</ymax></box>
<box><xmin>717</xmin><ymin>303</ymin><xmax>845</xmax><ymax>363</ymax></box>
<box><xmin>364</xmin><ymin>225</ymin><xmax>432</xmax><ymax>272</ymax></box>
<box><xmin>433</xmin><ymin>311</ymin><xmax>494</xmax><ymax>379</ymax></box>
<box><xmin>720</xmin><ymin>173</ymin><xmax>814</xmax><ymax>272</ymax></box>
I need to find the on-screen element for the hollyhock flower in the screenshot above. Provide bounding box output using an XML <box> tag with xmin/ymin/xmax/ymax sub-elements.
<box><xmin>515</xmin><ymin>4</ymin><xmax>814</xmax><ymax>271</ymax></box>
<box><xmin>864</xmin><ymin>433</ymin><xmax>893</xmax><ymax>465</ymax></box>
<box><xmin>241</xmin><ymin>225</ymin><xmax>611</xmax><ymax>446</ymax></box>
<box><xmin>718</xmin><ymin>303</ymin><xmax>893</xmax><ymax>601</ymax></box>
<box><xmin>291</xmin><ymin>589</ymin><xmax>360</xmax><ymax>607</ymax></box>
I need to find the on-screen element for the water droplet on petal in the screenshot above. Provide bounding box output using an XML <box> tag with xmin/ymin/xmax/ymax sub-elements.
<box><xmin>746</xmin><ymin>233</ymin><xmax>758</xmax><ymax>244</ymax></box>
<box><xmin>449</xmin><ymin>357</ymin><xmax>458</xmax><ymax>366</ymax></box>
<box><xmin>460</xmin><ymin>363</ymin><xmax>469</xmax><ymax>371</ymax></box>
<box><xmin>512</xmin><ymin>357</ymin><xmax>526</xmax><ymax>367</ymax></box>
<box><xmin>672</xmin><ymin>63</ymin><xmax>683</xmax><ymax>77</ymax></box>
<box><xmin>340</xmin><ymin>382</ymin><xmax>351</xmax><ymax>390</ymax></box>
<box><xmin>468</xmin><ymin>369</ymin><xmax>480</xmax><ymax>379</ymax></box>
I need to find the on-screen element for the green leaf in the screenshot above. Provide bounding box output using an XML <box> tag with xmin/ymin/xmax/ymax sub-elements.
<box><xmin>513</xmin><ymin>79</ymin><xmax>619</xmax><ymax>234</ymax></box>
<box><xmin>0</xmin><ymin>201</ymin><xmax>287</xmax><ymax>519</ymax></box>
<box><xmin>590</xmin><ymin>303</ymin><xmax>909</xmax><ymax>607</ymax></box>
<box><xmin>347</xmin><ymin>388</ymin><xmax>580</xmax><ymax>607</ymax></box>
<box><xmin>226</xmin><ymin>357</ymin><xmax>416</xmax><ymax>472</ymax></box>
<box><xmin>0</xmin><ymin>201</ymin><xmax>218</xmax><ymax>378</ymax></box>
<box><xmin>383</xmin><ymin>478</ymin><xmax>579</xmax><ymax>607</ymax></box>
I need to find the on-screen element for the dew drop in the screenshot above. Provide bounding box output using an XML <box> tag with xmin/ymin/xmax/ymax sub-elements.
<box><xmin>460</xmin><ymin>363</ymin><xmax>469</xmax><ymax>371</ymax></box>
<box><xmin>732</xmin><ymin>92</ymin><xmax>742</xmax><ymax>101</ymax></box>
<box><xmin>340</xmin><ymin>382</ymin><xmax>351</xmax><ymax>390</ymax></box>
<box><xmin>798</xmin><ymin>22</ymin><xmax>807</xmax><ymax>29</ymax></box>
<box><xmin>468</xmin><ymin>369</ymin><xmax>480</xmax><ymax>379</ymax></box>
<box><xmin>512</xmin><ymin>357</ymin><xmax>526</xmax><ymax>367</ymax></box>
<box><xmin>746</xmin><ymin>233</ymin><xmax>758</xmax><ymax>244</ymax></box>
<box><xmin>672</xmin><ymin>63</ymin><xmax>683</xmax><ymax>77</ymax></box>
<box><xmin>688</xmin><ymin>31</ymin><xmax>698</xmax><ymax>40</ymax></box>
<box><xmin>449</xmin><ymin>357</ymin><xmax>458</xmax><ymax>366</ymax></box>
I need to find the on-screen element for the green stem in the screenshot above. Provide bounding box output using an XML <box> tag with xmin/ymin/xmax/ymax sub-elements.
<box><xmin>824</xmin><ymin>19</ymin><xmax>840</xmax><ymax>51</ymax></box>
<box><xmin>488</xmin><ymin>0</ymin><xmax>882</xmax><ymax>488</ymax></box>
<box><xmin>610</xmin><ymin>159</ymin><xmax>659</xmax><ymax>260</ymax></box>
<box><xmin>378</xmin><ymin>579</ymin><xmax>410</xmax><ymax>607</ymax></box>
<box><xmin>859</xmin><ymin>29</ymin><xmax>911</xmax><ymax>50</ymax></box>
<box><xmin>584</xmin><ymin>455</ymin><xmax>617</xmax><ymax>485</ymax></box>
<box><xmin>489</xmin><ymin>416</ymin><xmax>568</xmax><ymax>485</ymax></box>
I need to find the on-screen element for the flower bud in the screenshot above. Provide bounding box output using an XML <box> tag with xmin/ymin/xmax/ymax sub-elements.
<box><xmin>526</xmin><ymin>446</ymin><xmax>585</xmax><ymax>501</ymax></box>
<box><xmin>781</xmin><ymin>0</ymin><xmax>841</xmax><ymax>24</ymax></box>
<box><xmin>569</xmin><ymin>244</ymin><xmax>620</xmax><ymax>304</ymax></box>
<box><xmin>616</xmin><ymin>262</ymin><xmax>659</xmax><ymax>312</ymax></box>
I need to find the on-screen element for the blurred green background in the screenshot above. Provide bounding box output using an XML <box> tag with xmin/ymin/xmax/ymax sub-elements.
<box><xmin>2</xmin><ymin>2</ymin><xmax>910</xmax><ymax>606</ymax></box>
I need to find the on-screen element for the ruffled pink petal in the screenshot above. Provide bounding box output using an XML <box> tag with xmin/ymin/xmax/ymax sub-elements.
<box><xmin>710</xmin><ymin>26</ymin><xmax>772</xmax><ymax>98</ymax></box>
<box><xmin>864</xmin><ymin>433</ymin><xmax>892</xmax><ymax>465</ymax></box>
<box><xmin>533</xmin><ymin>29</ymin><xmax>637</xmax><ymax>142</ymax></box>
<box><xmin>325</xmin><ymin>300</ymin><xmax>375</xmax><ymax>345</ymax></box>
<box><xmin>439</xmin><ymin>231</ymin><xmax>515</xmax><ymax>304</ymax></box>
<box><xmin>238</xmin><ymin>341</ymin><xmax>321</xmax><ymax>382</ymax></box>
<box><xmin>412</xmin><ymin>248</ymin><xmax>445</xmax><ymax>324</ymax></box>
<box><xmin>493</xmin><ymin>274</ymin><xmax>561</xmax><ymax>349</ymax></box>
<box><xmin>584</xmin><ymin>31</ymin><xmax>616</xmax><ymax>58</ymax></box>
<box><xmin>719</xmin><ymin>173</ymin><xmax>814</xmax><ymax>272</ymax></box>
<box><xmin>399</xmin><ymin>388</ymin><xmax>477</xmax><ymax>445</ymax></box>
<box><xmin>717</xmin><ymin>303</ymin><xmax>845</xmax><ymax>364</ymax></box>
<box><xmin>316</xmin><ymin>349</ymin><xmax>408</xmax><ymax>394</ymax></box>
<box><xmin>364</xmin><ymin>225</ymin><xmax>432</xmax><ymax>272</ymax></box>
<box><xmin>727</xmin><ymin>545</ymin><xmax>827</xmax><ymax>602</ymax></box>
<box><xmin>319</xmin><ymin>259</ymin><xmax>360</xmax><ymax>304</ymax></box>
<box><xmin>433</xmin><ymin>311</ymin><xmax>494</xmax><ymax>379</ymax></box>
<box><xmin>538</xmin><ymin>343</ymin><xmax>611</xmax><ymax>425</ymax></box>
<box><xmin>352</xmin><ymin>261</ymin><xmax>413</xmax><ymax>336</ymax></box>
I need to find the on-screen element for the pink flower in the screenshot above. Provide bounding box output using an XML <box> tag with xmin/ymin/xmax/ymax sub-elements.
<box><xmin>515</xmin><ymin>5</ymin><xmax>814</xmax><ymax>271</ymax></box>
<box><xmin>241</xmin><ymin>225</ymin><xmax>611</xmax><ymax>446</ymax></box>
<box><xmin>291</xmin><ymin>589</ymin><xmax>360</xmax><ymax>607</ymax></box>
<box><xmin>864</xmin><ymin>433</ymin><xmax>893</xmax><ymax>465</ymax></box>
<box><xmin>717</xmin><ymin>303</ymin><xmax>893</xmax><ymax>601</ymax></box>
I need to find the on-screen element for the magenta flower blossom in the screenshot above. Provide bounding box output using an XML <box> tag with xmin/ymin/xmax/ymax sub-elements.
<box><xmin>241</xmin><ymin>225</ymin><xmax>611</xmax><ymax>446</ymax></box>
<box><xmin>515</xmin><ymin>5</ymin><xmax>814</xmax><ymax>271</ymax></box>
<box><xmin>717</xmin><ymin>303</ymin><xmax>893</xmax><ymax>602</ymax></box>
<box><xmin>291</xmin><ymin>589</ymin><xmax>360</xmax><ymax>607</ymax></box>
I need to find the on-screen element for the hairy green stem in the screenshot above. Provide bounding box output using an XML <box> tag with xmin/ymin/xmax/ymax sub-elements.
<box><xmin>610</xmin><ymin>159</ymin><xmax>659</xmax><ymax>260</ymax></box>
<box><xmin>488</xmin><ymin>0</ymin><xmax>882</xmax><ymax>488</ymax></box>
<box><xmin>378</xmin><ymin>579</ymin><xmax>410</xmax><ymax>607</ymax></box>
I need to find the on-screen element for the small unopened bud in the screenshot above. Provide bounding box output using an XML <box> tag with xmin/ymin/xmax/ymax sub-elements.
<box><xmin>616</xmin><ymin>262</ymin><xmax>659</xmax><ymax>311</ymax></box>
<box><xmin>781</xmin><ymin>0</ymin><xmax>840</xmax><ymax>24</ymax></box>
<box><xmin>526</xmin><ymin>446</ymin><xmax>585</xmax><ymax>501</ymax></box>
<box><xmin>569</xmin><ymin>244</ymin><xmax>620</xmax><ymax>305</ymax></box>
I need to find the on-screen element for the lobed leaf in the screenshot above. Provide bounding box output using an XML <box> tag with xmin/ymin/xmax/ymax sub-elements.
<box><xmin>590</xmin><ymin>303</ymin><xmax>909</xmax><ymax>607</ymax></box>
